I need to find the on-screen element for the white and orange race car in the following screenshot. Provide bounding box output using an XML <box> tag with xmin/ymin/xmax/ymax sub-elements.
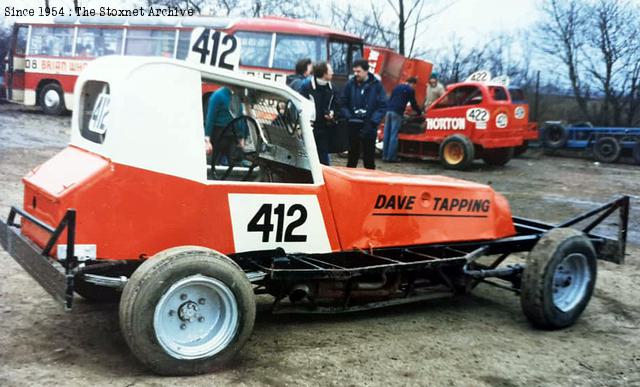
<box><xmin>0</xmin><ymin>56</ymin><xmax>630</xmax><ymax>376</ymax></box>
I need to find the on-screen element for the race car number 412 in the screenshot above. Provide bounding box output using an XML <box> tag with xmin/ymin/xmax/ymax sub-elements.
<box><xmin>228</xmin><ymin>194</ymin><xmax>332</xmax><ymax>253</ymax></box>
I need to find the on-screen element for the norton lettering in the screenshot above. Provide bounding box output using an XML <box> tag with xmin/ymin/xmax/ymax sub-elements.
<box><xmin>433</xmin><ymin>197</ymin><xmax>491</xmax><ymax>212</ymax></box>
<box><xmin>374</xmin><ymin>194</ymin><xmax>416</xmax><ymax>210</ymax></box>
<box><xmin>426</xmin><ymin>118</ymin><xmax>466</xmax><ymax>130</ymax></box>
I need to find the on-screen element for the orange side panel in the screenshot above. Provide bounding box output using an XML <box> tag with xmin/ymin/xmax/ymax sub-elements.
<box><xmin>323</xmin><ymin>167</ymin><xmax>516</xmax><ymax>250</ymax></box>
<box><xmin>22</xmin><ymin>147</ymin><xmax>342</xmax><ymax>260</ymax></box>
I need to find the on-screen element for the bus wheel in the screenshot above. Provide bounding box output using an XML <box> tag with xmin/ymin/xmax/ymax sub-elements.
<box><xmin>439</xmin><ymin>134</ymin><xmax>475</xmax><ymax>170</ymax></box>
<box><xmin>593</xmin><ymin>137</ymin><xmax>621</xmax><ymax>163</ymax></box>
<box><xmin>39</xmin><ymin>83</ymin><xmax>66</xmax><ymax>115</ymax></box>
<box><xmin>521</xmin><ymin>228</ymin><xmax>596</xmax><ymax>330</ymax></box>
<box><xmin>482</xmin><ymin>147</ymin><xmax>514</xmax><ymax>166</ymax></box>
<box><xmin>119</xmin><ymin>246</ymin><xmax>256</xmax><ymax>375</ymax></box>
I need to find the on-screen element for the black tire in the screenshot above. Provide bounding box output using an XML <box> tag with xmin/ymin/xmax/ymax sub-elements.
<box><xmin>633</xmin><ymin>141</ymin><xmax>640</xmax><ymax>165</ymax></box>
<box><xmin>75</xmin><ymin>277</ymin><xmax>121</xmax><ymax>303</ymax></box>
<box><xmin>514</xmin><ymin>141</ymin><xmax>528</xmax><ymax>157</ymax></box>
<box><xmin>39</xmin><ymin>83</ymin><xmax>66</xmax><ymax>115</ymax></box>
<box><xmin>439</xmin><ymin>134</ymin><xmax>475</xmax><ymax>170</ymax></box>
<box><xmin>119</xmin><ymin>246</ymin><xmax>256</xmax><ymax>375</ymax></box>
<box><xmin>482</xmin><ymin>147</ymin><xmax>514</xmax><ymax>166</ymax></box>
<box><xmin>593</xmin><ymin>136</ymin><xmax>621</xmax><ymax>163</ymax></box>
<box><xmin>521</xmin><ymin>228</ymin><xmax>597</xmax><ymax>330</ymax></box>
<box><xmin>542</xmin><ymin>124</ymin><xmax>568</xmax><ymax>149</ymax></box>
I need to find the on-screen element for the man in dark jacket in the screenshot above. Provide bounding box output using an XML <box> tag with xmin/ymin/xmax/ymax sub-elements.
<box><xmin>299</xmin><ymin>61</ymin><xmax>337</xmax><ymax>166</ymax></box>
<box><xmin>286</xmin><ymin>58</ymin><xmax>312</xmax><ymax>93</ymax></box>
<box><xmin>339</xmin><ymin>59</ymin><xmax>387</xmax><ymax>169</ymax></box>
<box><xmin>383</xmin><ymin>77</ymin><xmax>422</xmax><ymax>162</ymax></box>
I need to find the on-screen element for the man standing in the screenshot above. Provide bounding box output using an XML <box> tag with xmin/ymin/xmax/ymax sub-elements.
<box><xmin>424</xmin><ymin>72</ymin><xmax>445</xmax><ymax>110</ymax></box>
<box><xmin>383</xmin><ymin>77</ymin><xmax>422</xmax><ymax>162</ymax></box>
<box><xmin>204</xmin><ymin>87</ymin><xmax>244</xmax><ymax>166</ymax></box>
<box><xmin>286</xmin><ymin>58</ymin><xmax>313</xmax><ymax>93</ymax></box>
<box><xmin>339</xmin><ymin>59</ymin><xmax>387</xmax><ymax>170</ymax></box>
<box><xmin>299</xmin><ymin>62</ymin><xmax>337</xmax><ymax>166</ymax></box>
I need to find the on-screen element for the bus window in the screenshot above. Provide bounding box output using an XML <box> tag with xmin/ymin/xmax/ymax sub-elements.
<box><xmin>350</xmin><ymin>44</ymin><xmax>363</xmax><ymax>62</ymax></box>
<box><xmin>329</xmin><ymin>41</ymin><xmax>348</xmax><ymax>74</ymax></box>
<box><xmin>273</xmin><ymin>35</ymin><xmax>326</xmax><ymax>70</ymax></box>
<box><xmin>14</xmin><ymin>26</ymin><xmax>28</xmax><ymax>55</ymax></box>
<box><xmin>125</xmin><ymin>29</ymin><xmax>175</xmax><ymax>57</ymax></box>
<box><xmin>176</xmin><ymin>30</ymin><xmax>191</xmax><ymax>60</ymax></box>
<box><xmin>75</xmin><ymin>28</ymin><xmax>123</xmax><ymax>58</ymax></box>
<box><xmin>235</xmin><ymin>31</ymin><xmax>272</xmax><ymax>68</ymax></box>
<box><xmin>29</xmin><ymin>27</ymin><xmax>74</xmax><ymax>56</ymax></box>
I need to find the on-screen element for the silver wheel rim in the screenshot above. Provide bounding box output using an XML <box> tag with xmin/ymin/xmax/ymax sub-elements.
<box><xmin>552</xmin><ymin>253</ymin><xmax>590</xmax><ymax>312</ymax></box>
<box><xmin>44</xmin><ymin>89</ymin><xmax>60</xmax><ymax>109</ymax></box>
<box><xmin>153</xmin><ymin>274</ymin><xmax>239</xmax><ymax>360</ymax></box>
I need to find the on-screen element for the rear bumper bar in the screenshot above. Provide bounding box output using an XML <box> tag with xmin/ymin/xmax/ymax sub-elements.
<box><xmin>0</xmin><ymin>207</ymin><xmax>77</xmax><ymax>309</ymax></box>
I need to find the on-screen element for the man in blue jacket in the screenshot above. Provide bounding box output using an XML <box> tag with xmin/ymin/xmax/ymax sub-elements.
<box><xmin>383</xmin><ymin>77</ymin><xmax>422</xmax><ymax>162</ymax></box>
<box><xmin>204</xmin><ymin>86</ymin><xmax>245</xmax><ymax>166</ymax></box>
<box><xmin>339</xmin><ymin>59</ymin><xmax>387</xmax><ymax>170</ymax></box>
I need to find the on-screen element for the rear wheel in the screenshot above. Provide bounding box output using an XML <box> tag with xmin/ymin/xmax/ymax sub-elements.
<box><xmin>633</xmin><ymin>141</ymin><xmax>640</xmax><ymax>165</ymax></box>
<box><xmin>482</xmin><ymin>147</ymin><xmax>514</xmax><ymax>166</ymax></box>
<box><xmin>39</xmin><ymin>83</ymin><xmax>66</xmax><ymax>115</ymax></box>
<box><xmin>439</xmin><ymin>134</ymin><xmax>475</xmax><ymax>170</ymax></box>
<box><xmin>514</xmin><ymin>141</ymin><xmax>529</xmax><ymax>156</ymax></box>
<box><xmin>593</xmin><ymin>136</ymin><xmax>621</xmax><ymax>163</ymax></box>
<box><xmin>119</xmin><ymin>246</ymin><xmax>255</xmax><ymax>375</ymax></box>
<box><xmin>520</xmin><ymin>228</ymin><xmax>597</xmax><ymax>330</ymax></box>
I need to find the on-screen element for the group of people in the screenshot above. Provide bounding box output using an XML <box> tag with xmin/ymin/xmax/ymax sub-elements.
<box><xmin>287</xmin><ymin>57</ymin><xmax>388</xmax><ymax>169</ymax></box>
<box><xmin>204</xmin><ymin>55</ymin><xmax>446</xmax><ymax>172</ymax></box>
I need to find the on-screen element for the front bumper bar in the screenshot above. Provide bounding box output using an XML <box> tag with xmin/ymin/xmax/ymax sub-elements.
<box><xmin>0</xmin><ymin>207</ymin><xmax>77</xmax><ymax>309</ymax></box>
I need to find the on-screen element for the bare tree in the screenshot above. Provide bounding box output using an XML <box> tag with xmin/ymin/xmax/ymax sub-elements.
<box><xmin>145</xmin><ymin>0</ymin><xmax>208</xmax><ymax>14</ymax></box>
<box><xmin>247</xmin><ymin>0</ymin><xmax>318</xmax><ymax>19</ymax></box>
<box><xmin>582</xmin><ymin>0</ymin><xmax>638</xmax><ymax>126</ymax></box>
<box><xmin>331</xmin><ymin>0</ymin><xmax>452</xmax><ymax>57</ymax></box>
<box><xmin>537</xmin><ymin>0</ymin><xmax>591</xmax><ymax>121</ymax></box>
<box><xmin>330</xmin><ymin>3</ymin><xmax>394</xmax><ymax>47</ymax></box>
<box><xmin>383</xmin><ymin>0</ymin><xmax>453</xmax><ymax>57</ymax></box>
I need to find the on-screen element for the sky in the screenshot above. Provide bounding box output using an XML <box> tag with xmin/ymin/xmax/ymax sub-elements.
<box><xmin>424</xmin><ymin>0</ymin><xmax>540</xmax><ymax>41</ymax></box>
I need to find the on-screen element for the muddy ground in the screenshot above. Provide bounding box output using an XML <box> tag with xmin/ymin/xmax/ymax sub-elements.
<box><xmin>0</xmin><ymin>103</ymin><xmax>639</xmax><ymax>386</ymax></box>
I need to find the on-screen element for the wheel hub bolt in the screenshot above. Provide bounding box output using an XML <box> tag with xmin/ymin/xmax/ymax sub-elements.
<box><xmin>180</xmin><ymin>324</ymin><xmax>186</xmax><ymax>330</ymax></box>
<box><xmin>198</xmin><ymin>298</ymin><xmax>206</xmax><ymax>305</ymax></box>
<box><xmin>180</xmin><ymin>293</ymin><xmax>188</xmax><ymax>301</ymax></box>
<box><xmin>169</xmin><ymin>310</ymin><xmax>175</xmax><ymax>317</ymax></box>
<box><xmin>198</xmin><ymin>317</ymin><xmax>205</xmax><ymax>323</ymax></box>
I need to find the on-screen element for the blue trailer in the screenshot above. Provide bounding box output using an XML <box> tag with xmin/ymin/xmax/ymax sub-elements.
<box><xmin>540</xmin><ymin>122</ymin><xmax>640</xmax><ymax>164</ymax></box>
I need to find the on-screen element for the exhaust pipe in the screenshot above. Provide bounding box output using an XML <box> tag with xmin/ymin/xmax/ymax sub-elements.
<box><xmin>289</xmin><ymin>284</ymin><xmax>310</xmax><ymax>303</ymax></box>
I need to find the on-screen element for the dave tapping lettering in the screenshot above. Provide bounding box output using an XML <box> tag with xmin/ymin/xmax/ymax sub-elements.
<box><xmin>374</xmin><ymin>194</ymin><xmax>416</xmax><ymax>210</ymax></box>
<box><xmin>433</xmin><ymin>197</ymin><xmax>490</xmax><ymax>212</ymax></box>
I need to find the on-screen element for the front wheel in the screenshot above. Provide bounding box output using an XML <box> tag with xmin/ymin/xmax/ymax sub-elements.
<box><xmin>119</xmin><ymin>246</ymin><xmax>256</xmax><ymax>375</ymax></box>
<box><xmin>520</xmin><ymin>228</ymin><xmax>597</xmax><ymax>330</ymax></box>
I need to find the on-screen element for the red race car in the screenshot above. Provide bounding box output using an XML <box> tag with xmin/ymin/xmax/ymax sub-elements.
<box><xmin>0</xmin><ymin>56</ymin><xmax>628</xmax><ymax>376</ymax></box>
<box><xmin>386</xmin><ymin>71</ymin><xmax>539</xmax><ymax>169</ymax></box>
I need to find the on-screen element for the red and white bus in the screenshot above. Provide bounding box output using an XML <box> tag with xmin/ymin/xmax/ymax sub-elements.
<box><xmin>3</xmin><ymin>16</ymin><xmax>365</xmax><ymax>114</ymax></box>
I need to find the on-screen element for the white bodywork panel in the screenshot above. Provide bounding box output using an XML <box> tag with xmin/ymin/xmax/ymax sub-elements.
<box><xmin>70</xmin><ymin>57</ymin><xmax>320</xmax><ymax>184</ymax></box>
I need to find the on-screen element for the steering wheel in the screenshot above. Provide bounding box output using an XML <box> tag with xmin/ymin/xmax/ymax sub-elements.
<box><xmin>211</xmin><ymin>115</ymin><xmax>263</xmax><ymax>181</ymax></box>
